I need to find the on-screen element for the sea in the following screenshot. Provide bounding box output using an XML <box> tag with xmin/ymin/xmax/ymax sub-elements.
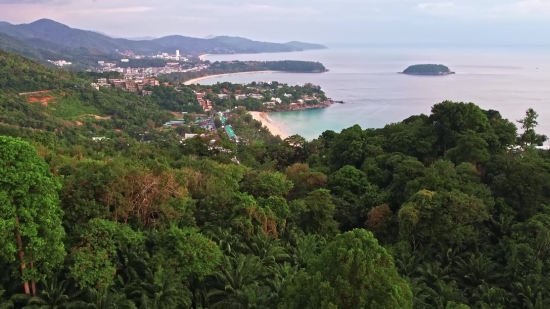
<box><xmin>200</xmin><ymin>47</ymin><xmax>550</xmax><ymax>140</ymax></box>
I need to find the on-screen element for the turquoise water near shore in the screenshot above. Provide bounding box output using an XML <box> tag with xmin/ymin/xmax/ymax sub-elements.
<box><xmin>200</xmin><ymin>48</ymin><xmax>550</xmax><ymax>140</ymax></box>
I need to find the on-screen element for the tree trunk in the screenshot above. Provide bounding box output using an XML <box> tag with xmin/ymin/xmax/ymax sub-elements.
<box><xmin>15</xmin><ymin>217</ymin><xmax>30</xmax><ymax>295</ymax></box>
<box><xmin>30</xmin><ymin>258</ymin><xmax>36</xmax><ymax>296</ymax></box>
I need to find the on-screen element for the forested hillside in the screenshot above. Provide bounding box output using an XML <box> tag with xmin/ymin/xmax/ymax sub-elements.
<box><xmin>2</xmin><ymin>50</ymin><xmax>550</xmax><ymax>309</ymax></box>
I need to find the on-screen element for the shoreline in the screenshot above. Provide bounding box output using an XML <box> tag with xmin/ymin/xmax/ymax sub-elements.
<box><xmin>249</xmin><ymin>111</ymin><xmax>289</xmax><ymax>139</ymax></box>
<box><xmin>198</xmin><ymin>54</ymin><xmax>211</xmax><ymax>61</ymax></box>
<box><xmin>183</xmin><ymin>71</ymin><xmax>277</xmax><ymax>85</ymax></box>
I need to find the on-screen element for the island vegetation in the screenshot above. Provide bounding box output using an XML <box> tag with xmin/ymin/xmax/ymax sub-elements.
<box><xmin>402</xmin><ymin>64</ymin><xmax>455</xmax><ymax>75</ymax></box>
<box><xmin>2</xmin><ymin>49</ymin><xmax>550</xmax><ymax>309</ymax></box>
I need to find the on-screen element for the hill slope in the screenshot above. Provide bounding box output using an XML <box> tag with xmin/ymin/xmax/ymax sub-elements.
<box><xmin>0</xmin><ymin>50</ymin><xmax>173</xmax><ymax>132</ymax></box>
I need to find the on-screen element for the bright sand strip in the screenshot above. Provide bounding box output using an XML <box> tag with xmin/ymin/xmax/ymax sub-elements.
<box><xmin>249</xmin><ymin>111</ymin><xmax>289</xmax><ymax>139</ymax></box>
<box><xmin>183</xmin><ymin>71</ymin><xmax>276</xmax><ymax>85</ymax></box>
<box><xmin>198</xmin><ymin>54</ymin><xmax>211</xmax><ymax>61</ymax></box>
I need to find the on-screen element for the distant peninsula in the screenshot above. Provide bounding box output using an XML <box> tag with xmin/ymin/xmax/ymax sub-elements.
<box><xmin>401</xmin><ymin>64</ymin><xmax>455</xmax><ymax>75</ymax></box>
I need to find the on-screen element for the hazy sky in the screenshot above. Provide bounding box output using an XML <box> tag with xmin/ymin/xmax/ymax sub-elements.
<box><xmin>0</xmin><ymin>0</ymin><xmax>548</xmax><ymax>45</ymax></box>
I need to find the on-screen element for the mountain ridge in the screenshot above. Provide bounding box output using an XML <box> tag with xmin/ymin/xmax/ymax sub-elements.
<box><xmin>0</xmin><ymin>19</ymin><xmax>327</xmax><ymax>58</ymax></box>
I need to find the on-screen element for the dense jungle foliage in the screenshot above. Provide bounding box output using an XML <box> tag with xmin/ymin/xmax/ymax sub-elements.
<box><xmin>1</xmin><ymin>50</ymin><xmax>550</xmax><ymax>309</ymax></box>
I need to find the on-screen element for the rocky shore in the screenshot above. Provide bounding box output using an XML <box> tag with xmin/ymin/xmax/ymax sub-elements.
<box><xmin>271</xmin><ymin>100</ymin><xmax>337</xmax><ymax>112</ymax></box>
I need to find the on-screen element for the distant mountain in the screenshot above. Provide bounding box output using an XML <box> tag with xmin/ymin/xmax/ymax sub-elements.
<box><xmin>0</xmin><ymin>19</ymin><xmax>328</xmax><ymax>69</ymax></box>
<box><xmin>284</xmin><ymin>41</ymin><xmax>328</xmax><ymax>50</ymax></box>
<box><xmin>0</xmin><ymin>31</ymin><xmax>117</xmax><ymax>69</ymax></box>
<box><xmin>207</xmin><ymin>36</ymin><xmax>298</xmax><ymax>53</ymax></box>
<box><xmin>126</xmin><ymin>36</ymin><xmax>157</xmax><ymax>41</ymax></box>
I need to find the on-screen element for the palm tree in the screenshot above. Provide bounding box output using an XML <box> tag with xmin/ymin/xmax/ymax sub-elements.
<box><xmin>435</xmin><ymin>244</ymin><xmax>460</xmax><ymax>269</ymax></box>
<box><xmin>71</xmin><ymin>286</ymin><xmax>137</xmax><ymax>309</ymax></box>
<box><xmin>511</xmin><ymin>276</ymin><xmax>550</xmax><ymax>309</ymax></box>
<box><xmin>244</xmin><ymin>233</ymin><xmax>289</xmax><ymax>268</ymax></box>
<box><xmin>287</xmin><ymin>234</ymin><xmax>325</xmax><ymax>268</ymax></box>
<box><xmin>22</xmin><ymin>277</ymin><xmax>83</xmax><ymax>309</ymax></box>
<box><xmin>416</xmin><ymin>262</ymin><xmax>451</xmax><ymax>289</ymax></box>
<box><xmin>211</xmin><ymin>283</ymin><xmax>276</xmax><ymax>309</ymax></box>
<box><xmin>115</xmin><ymin>243</ymin><xmax>149</xmax><ymax>284</ymax></box>
<box><xmin>0</xmin><ymin>290</ymin><xmax>14</xmax><ymax>309</ymax></box>
<box><xmin>414</xmin><ymin>263</ymin><xmax>467</xmax><ymax>309</ymax></box>
<box><xmin>128</xmin><ymin>267</ymin><xmax>190</xmax><ymax>309</ymax></box>
<box><xmin>208</xmin><ymin>254</ymin><xmax>264</xmax><ymax>308</ymax></box>
<box><xmin>204</xmin><ymin>227</ymin><xmax>245</xmax><ymax>255</ymax></box>
<box><xmin>470</xmin><ymin>283</ymin><xmax>511</xmax><ymax>309</ymax></box>
<box><xmin>265</xmin><ymin>263</ymin><xmax>298</xmax><ymax>297</ymax></box>
<box><xmin>453</xmin><ymin>254</ymin><xmax>499</xmax><ymax>294</ymax></box>
<box><xmin>395</xmin><ymin>255</ymin><xmax>422</xmax><ymax>277</ymax></box>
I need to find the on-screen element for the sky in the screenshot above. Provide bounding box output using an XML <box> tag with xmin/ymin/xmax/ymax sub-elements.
<box><xmin>0</xmin><ymin>0</ymin><xmax>549</xmax><ymax>46</ymax></box>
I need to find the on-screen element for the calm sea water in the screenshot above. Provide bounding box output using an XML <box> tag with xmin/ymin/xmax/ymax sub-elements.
<box><xmin>201</xmin><ymin>48</ymin><xmax>550</xmax><ymax>140</ymax></box>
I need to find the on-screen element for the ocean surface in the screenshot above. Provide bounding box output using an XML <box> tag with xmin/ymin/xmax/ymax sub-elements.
<box><xmin>201</xmin><ymin>47</ymin><xmax>550</xmax><ymax>140</ymax></box>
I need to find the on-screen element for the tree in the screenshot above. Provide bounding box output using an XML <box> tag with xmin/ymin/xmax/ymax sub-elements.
<box><xmin>22</xmin><ymin>277</ymin><xmax>82</xmax><ymax>309</ymax></box>
<box><xmin>214</xmin><ymin>116</ymin><xmax>223</xmax><ymax>128</ymax></box>
<box><xmin>398</xmin><ymin>190</ymin><xmax>489</xmax><ymax>249</ymax></box>
<box><xmin>69</xmin><ymin>219</ymin><xmax>143</xmax><ymax>289</ymax></box>
<box><xmin>295</xmin><ymin>189</ymin><xmax>339</xmax><ymax>237</ymax></box>
<box><xmin>517</xmin><ymin>108</ymin><xmax>547</xmax><ymax>149</ymax></box>
<box><xmin>0</xmin><ymin>136</ymin><xmax>65</xmax><ymax>295</ymax></box>
<box><xmin>128</xmin><ymin>267</ymin><xmax>189</xmax><ymax>309</ymax></box>
<box><xmin>281</xmin><ymin>229</ymin><xmax>413</xmax><ymax>309</ymax></box>
<box><xmin>446</xmin><ymin>130</ymin><xmax>490</xmax><ymax>166</ymax></box>
<box><xmin>209</xmin><ymin>254</ymin><xmax>265</xmax><ymax>309</ymax></box>
<box><xmin>153</xmin><ymin>226</ymin><xmax>222</xmax><ymax>279</ymax></box>
<box><xmin>284</xmin><ymin>163</ymin><xmax>327</xmax><ymax>200</ymax></box>
<box><xmin>429</xmin><ymin>101</ymin><xmax>491</xmax><ymax>154</ymax></box>
<box><xmin>240</xmin><ymin>170</ymin><xmax>293</xmax><ymax>199</ymax></box>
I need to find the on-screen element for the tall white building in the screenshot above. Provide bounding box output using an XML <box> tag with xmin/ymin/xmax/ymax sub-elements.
<box><xmin>176</xmin><ymin>50</ymin><xmax>180</xmax><ymax>57</ymax></box>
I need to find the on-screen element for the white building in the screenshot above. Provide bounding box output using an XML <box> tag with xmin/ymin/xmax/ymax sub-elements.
<box><xmin>121</xmin><ymin>59</ymin><xmax>129</xmax><ymax>63</ymax></box>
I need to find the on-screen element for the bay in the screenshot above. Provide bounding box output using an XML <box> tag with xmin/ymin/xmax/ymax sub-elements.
<box><xmin>200</xmin><ymin>47</ymin><xmax>550</xmax><ymax>140</ymax></box>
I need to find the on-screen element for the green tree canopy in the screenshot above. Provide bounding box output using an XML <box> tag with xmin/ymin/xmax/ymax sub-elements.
<box><xmin>281</xmin><ymin>229</ymin><xmax>413</xmax><ymax>309</ymax></box>
<box><xmin>0</xmin><ymin>136</ymin><xmax>65</xmax><ymax>295</ymax></box>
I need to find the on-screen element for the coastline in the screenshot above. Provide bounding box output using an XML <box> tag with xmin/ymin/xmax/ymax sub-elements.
<box><xmin>249</xmin><ymin>111</ymin><xmax>289</xmax><ymax>139</ymax></box>
<box><xmin>198</xmin><ymin>54</ymin><xmax>211</xmax><ymax>61</ymax></box>
<box><xmin>183</xmin><ymin>71</ymin><xmax>277</xmax><ymax>85</ymax></box>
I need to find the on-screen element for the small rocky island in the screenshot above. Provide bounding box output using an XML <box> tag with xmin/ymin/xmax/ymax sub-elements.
<box><xmin>401</xmin><ymin>64</ymin><xmax>455</xmax><ymax>75</ymax></box>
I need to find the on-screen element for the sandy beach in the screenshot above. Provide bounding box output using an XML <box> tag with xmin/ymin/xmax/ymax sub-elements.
<box><xmin>249</xmin><ymin>111</ymin><xmax>289</xmax><ymax>139</ymax></box>
<box><xmin>184</xmin><ymin>71</ymin><xmax>276</xmax><ymax>85</ymax></box>
<box><xmin>198</xmin><ymin>54</ymin><xmax>212</xmax><ymax>61</ymax></box>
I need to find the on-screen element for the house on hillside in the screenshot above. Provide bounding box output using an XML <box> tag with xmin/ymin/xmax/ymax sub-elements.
<box><xmin>248</xmin><ymin>94</ymin><xmax>263</xmax><ymax>100</ymax></box>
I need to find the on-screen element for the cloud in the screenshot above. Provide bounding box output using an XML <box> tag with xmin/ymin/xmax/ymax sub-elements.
<box><xmin>417</xmin><ymin>2</ymin><xmax>456</xmax><ymax>10</ymax></box>
<box><xmin>416</xmin><ymin>2</ymin><xmax>460</xmax><ymax>16</ymax></box>
<box><xmin>490</xmin><ymin>0</ymin><xmax>550</xmax><ymax>17</ymax></box>
<box><xmin>96</xmin><ymin>6</ymin><xmax>153</xmax><ymax>13</ymax></box>
<box><xmin>0</xmin><ymin>0</ymin><xmax>68</xmax><ymax>3</ymax></box>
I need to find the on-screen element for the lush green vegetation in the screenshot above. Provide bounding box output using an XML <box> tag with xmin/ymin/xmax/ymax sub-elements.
<box><xmin>183</xmin><ymin>81</ymin><xmax>328</xmax><ymax>112</ymax></box>
<box><xmin>2</xmin><ymin>50</ymin><xmax>550</xmax><ymax>309</ymax></box>
<box><xmin>403</xmin><ymin>64</ymin><xmax>453</xmax><ymax>75</ymax></box>
<box><xmin>208</xmin><ymin>60</ymin><xmax>327</xmax><ymax>73</ymax></box>
<box><xmin>162</xmin><ymin>60</ymin><xmax>327</xmax><ymax>84</ymax></box>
